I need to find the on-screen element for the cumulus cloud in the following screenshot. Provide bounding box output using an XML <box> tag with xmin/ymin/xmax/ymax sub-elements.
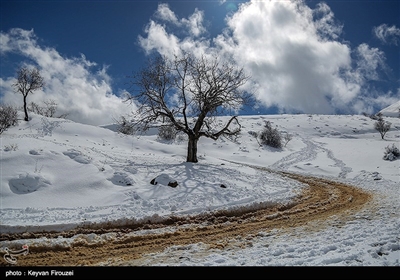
<box><xmin>182</xmin><ymin>8</ymin><xmax>207</xmax><ymax>37</ymax></box>
<box><xmin>0</xmin><ymin>28</ymin><xmax>131</xmax><ymax>125</ymax></box>
<box><xmin>138</xmin><ymin>0</ymin><xmax>398</xmax><ymax>115</ymax></box>
<box><xmin>139</xmin><ymin>3</ymin><xmax>208</xmax><ymax>58</ymax></box>
<box><xmin>373</xmin><ymin>24</ymin><xmax>400</xmax><ymax>45</ymax></box>
<box><xmin>154</xmin><ymin>3</ymin><xmax>206</xmax><ymax>37</ymax></box>
<box><xmin>155</xmin><ymin>3</ymin><xmax>179</xmax><ymax>24</ymax></box>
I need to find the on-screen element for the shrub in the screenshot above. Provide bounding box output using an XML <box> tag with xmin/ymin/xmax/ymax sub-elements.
<box><xmin>28</xmin><ymin>100</ymin><xmax>56</xmax><ymax>117</ymax></box>
<box><xmin>28</xmin><ymin>99</ymin><xmax>68</xmax><ymax>118</ymax></box>
<box><xmin>259</xmin><ymin>121</ymin><xmax>282</xmax><ymax>148</ymax></box>
<box><xmin>116</xmin><ymin>116</ymin><xmax>135</xmax><ymax>135</ymax></box>
<box><xmin>158</xmin><ymin>123</ymin><xmax>177</xmax><ymax>141</ymax></box>
<box><xmin>4</xmin><ymin>143</ymin><xmax>18</xmax><ymax>152</ymax></box>
<box><xmin>383</xmin><ymin>144</ymin><xmax>400</xmax><ymax>161</ymax></box>
<box><xmin>0</xmin><ymin>105</ymin><xmax>19</xmax><ymax>135</ymax></box>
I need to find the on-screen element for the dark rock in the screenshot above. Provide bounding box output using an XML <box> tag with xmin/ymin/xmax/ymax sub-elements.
<box><xmin>168</xmin><ymin>181</ymin><xmax>178</xmax><ymax>188</ymax></box>
<box><xmin>220</xmin><ymin>184</ymin><xmax>227</xmax><ymax>188</ymax></box>
<box><xmin>151</xmin><ymin>175</ymin><xmax>178</xmax><ymax>187</ymax></box>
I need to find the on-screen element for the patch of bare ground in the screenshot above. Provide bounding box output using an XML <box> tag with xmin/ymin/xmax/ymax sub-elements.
<box><xmin>1</xmin><ymin>167</ymin><xmax>372</xmax><ymax>266</ymax></box>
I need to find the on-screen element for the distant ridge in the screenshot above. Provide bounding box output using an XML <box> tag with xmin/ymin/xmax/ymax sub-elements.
<box><xmin>378</xmin><ymin>100</ymin><xmax>400</xmax><ymax>118</ymax></box>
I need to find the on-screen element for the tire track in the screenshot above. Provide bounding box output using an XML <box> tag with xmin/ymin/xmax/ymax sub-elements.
<box><xmin>270</xmin><ymin>136</ymin><xmax>352</xmax><ymax>178</ymax></box>
<box><xmin>1</xmin><ymin>164</ymin><xmax>372</xmax><ymax>267</ymax></box>
<box><xmin>269</xmin><ymin>137</ymin><xmax>318</xmax><ymax>170</ymax></box>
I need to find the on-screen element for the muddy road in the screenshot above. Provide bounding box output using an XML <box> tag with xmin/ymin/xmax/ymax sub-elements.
<box><xmin>1</xmin><ymin>168</ymin><xmax>372</xmax><ymax>266</ymax></box>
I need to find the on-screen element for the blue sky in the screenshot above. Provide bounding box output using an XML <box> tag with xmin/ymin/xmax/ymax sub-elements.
<box><xmin>1</xmin><ymin>0</ymin><xmax>399</xmax><ymax>125</ymax></box>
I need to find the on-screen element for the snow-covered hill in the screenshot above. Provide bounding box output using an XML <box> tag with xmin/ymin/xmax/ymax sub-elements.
<box><xmin>1</xmin><ymin>112</ymin><xmax>399</xmax><ymax>266</ymax></box>
<box><xmin>379</xmin><ymin>100</ymin><xmax>400</xmax><ymax>118</ymax></box>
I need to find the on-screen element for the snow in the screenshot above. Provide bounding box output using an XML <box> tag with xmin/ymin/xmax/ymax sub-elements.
<box><xmin>1</xmin><ymin>109</ymin><xmax>399</xmax><ymax>266</ymax></box>
<box><xmin>379</xmin><ymin>100</ymin><xmax>400</xmax><ymax>118</ymax></box>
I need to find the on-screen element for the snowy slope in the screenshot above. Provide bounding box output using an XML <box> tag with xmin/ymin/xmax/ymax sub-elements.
<box><xmin>379</xmin><ymin>100</ymin><xmax>400</xmax><ymax>118</ymax></box>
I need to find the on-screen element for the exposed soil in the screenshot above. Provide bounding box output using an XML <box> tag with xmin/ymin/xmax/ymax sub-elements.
<box><xmin>1</xmin><ymin>167</ymin><xmax>372</xmax><ymax>266</ymax></box>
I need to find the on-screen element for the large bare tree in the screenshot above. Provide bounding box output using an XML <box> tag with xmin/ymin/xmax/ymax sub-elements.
<box><xmin>13</xmin><ymin>67</ymin><xmax>45</xmax><ymax>121</ymax></box>
<box><xmin>126</xmin><ymin>53</ymin><xmax>251</xmax><ymax>162</ymax></box>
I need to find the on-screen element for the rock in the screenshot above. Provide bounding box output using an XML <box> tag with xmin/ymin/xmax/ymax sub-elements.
<box><xmin>220</xmin><ymin>184</ymin><xmax>227</xmax><ymax>188</ymax></box>
<box><xmin>151</xmin><ymin>174</ymin><xmax>178</xmax><ymax>188</ymax></box>
<box><xmin>168</xmin><ymin>181</ymin><xmax>178</xmax><ymax>188</ymax></box>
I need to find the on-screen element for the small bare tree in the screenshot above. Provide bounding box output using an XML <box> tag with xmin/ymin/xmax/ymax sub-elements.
<box><xmin>374</xmin><ymin>115</ymin><xmax>391</xmax><ymax>140</ymax></box>
<box><xmin>13</xmin><ymin>67</ymin><xmax>45</xmax><ymax>121</ymax></box>
<box><xmin>126</xmin><ymin>53</ymin><xmax>251</xmax><ymax>162</ymax></box>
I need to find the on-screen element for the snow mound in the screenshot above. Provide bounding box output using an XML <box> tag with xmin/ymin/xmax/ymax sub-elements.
<box><xmin>107</xmin><ymin>171</ymin><xmax>135</xmax><ymax>186</ymax></box>
<box><xmin>151</xmin><ymin>173</ymin><xmax>178</xmax><ymax>187</ymax></box>
<box><xmin>63</xmin><ymin>149</ymin><xmax>92</xmax><ymax>164</ymax></box>
<box><xmin>9</xmin><ymin>173</ymin><xmax>51</xmax><ymax>194</ymax></box>
<box><xmin>29</xmin><ymin>149</ymin><xmax>43</xmax><ymax>155</ymax></box>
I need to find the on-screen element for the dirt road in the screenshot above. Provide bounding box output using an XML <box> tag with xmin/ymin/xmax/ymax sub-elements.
<box><xmin>1</xmin><ymin>168</ymin><xmax>372</xmax><ymax>266</ymax></box>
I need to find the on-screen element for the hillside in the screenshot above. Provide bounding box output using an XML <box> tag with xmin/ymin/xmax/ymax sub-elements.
<box><xmin>0</xmin><ymin>112</ymin><xmax>399</xmax><ymax>266</ymax></box>
<box><xmin>379</xmin><ymin>100</ymin><xmax>400</xmax><ymax>118</ymax></box>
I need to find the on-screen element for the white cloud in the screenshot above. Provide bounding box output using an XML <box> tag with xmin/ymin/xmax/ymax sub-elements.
<box><xmin>154</xmin><ymin>3</ymin><xmax>206</xmax><ymax>37</ymax></box>
<box><xmin>140</xmin><ymin>3</ymin><xmax>206</xmax><ymax>56</ymax></box>
<box><xmin>313</xmin><ymin>2</ymin><xmax>343</xmax><ymax>40</ymax></box>
<box><xmin>215</xmin><ymin>0</ymin><xmax>362</xmax><ymax>113</ymax></box>
<box><xmin>139</xmin><ymin>0</ymin><xmax>397</xmax><ymax>115</ymax></box>
<box><xmin>373</xmin><ymin>24</ymin><xmax>400</xmax><ymax>45</ymax></box>
<box><xmin>182</xmin><ymin>8</ymin><xmax>206</xmax><ymax>37</ymax></box>
<box><xmin>355</xmin><ymin>43</ymin><xmax>388</xmax><ymax>81</ymax></box>
<box><xmin>0</xmin><ymin>28</ymin><xmax>132</xmax><ymax>126</ymax></box>
<box><xmin>138</xmin><ymin>20</ymin><xmax>181</xmax><ymax>58</ymax></box>
<box><xmin>155</xmin><ymin>3</ymin><xmax>179</xmax><ymax>24</ymax></box>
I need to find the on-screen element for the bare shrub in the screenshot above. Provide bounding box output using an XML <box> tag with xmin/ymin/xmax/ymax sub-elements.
<box><xmin>158</xmin><ymin>123</ymin><xmax>177</xmax><ymax>141</ymax></box>
<box><xmin>116</xmin><ymin>116</ymin><xmax>135</xmax><ymax>135</ymax></box>
<box><xmin>28</xmin><ymin>100</ymin><xmax>57</xmax><ymax>117</ymax></box>
<box><xmin>4</xmin><ymin>143</ymin><xmax>18</xmax><ymax>151</ymax></box>
<box><xmin>383</xmin><ymin>144</ymin><xmax>400</xmax><ymax>161</ymax></box>
<box><xmin>259</xmin><ymin>121</ymin><xmax>282</xmax><ymax>149</ymax></box>
<box><xmin>0</xmin><ymin>105</ymin><xmax>19</xmax><ymax>135</ymax></box>
<box><xmin>28</xmin><ymin>99</ymin><xmax>68</xmax><ymax>119</ymax></box>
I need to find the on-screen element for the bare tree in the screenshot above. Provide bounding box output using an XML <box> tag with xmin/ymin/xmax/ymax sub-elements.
<box><xmin>374</xmin><ymin>115</ymin><xmax>391</xmax><ymax>140</ymax></box>
<box><xmin>13</xmin><ymin>67</ymin><xmax>45</xmax><ymax>121</ymax></box>
<box><xmin>126</xmin><ymin>53</ymin><xmax>251</xmax><ymax>162</ymax></box>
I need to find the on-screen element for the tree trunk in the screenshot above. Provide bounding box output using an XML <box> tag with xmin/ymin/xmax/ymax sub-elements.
<box><xmin>23</xmin><ymin>96</ymin><xmax>29</xmax><ymax>121</ymax></box>
<box><xmin>187</xmin><ymin>135</ymin><xmax>198</xmax><ymax>163</ymax></box>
